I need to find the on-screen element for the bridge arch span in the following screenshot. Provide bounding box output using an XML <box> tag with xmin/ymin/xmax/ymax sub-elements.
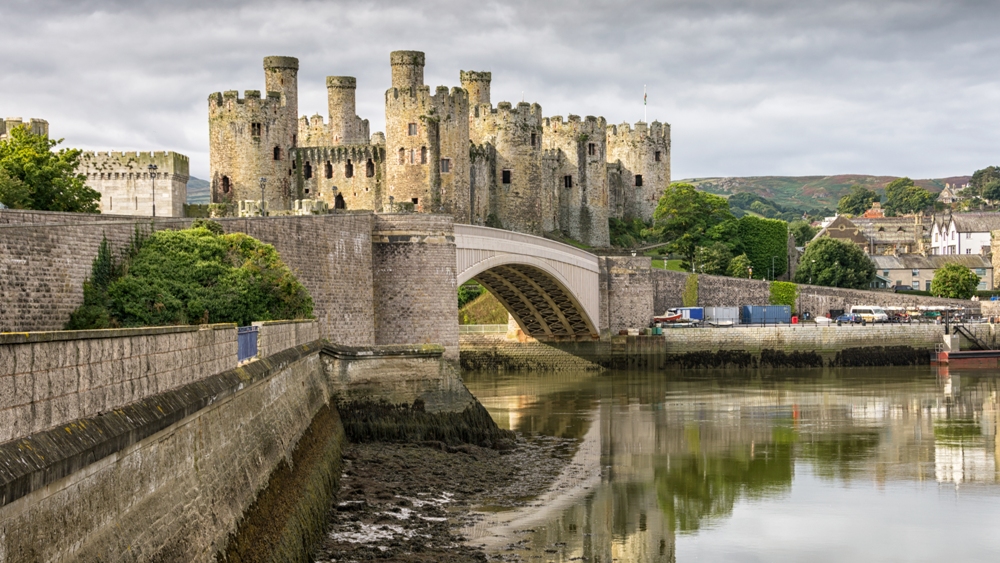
<box><xmin>455</xmin><ymin>225</ymin><xmax>600</xmax><ymax>340</ymax></box>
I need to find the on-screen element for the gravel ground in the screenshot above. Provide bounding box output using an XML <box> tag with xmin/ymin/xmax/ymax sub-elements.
<box><xmin>312</xmin><ymin>435</ymin><xmax>577</xmax><ymax>563</ymax></box>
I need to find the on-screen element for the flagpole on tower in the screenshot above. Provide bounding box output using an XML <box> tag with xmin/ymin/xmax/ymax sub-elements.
<box><xmin>643</xmin><ymin>85</ymin><xmax>647</xmax><ymax>123</ymax></box>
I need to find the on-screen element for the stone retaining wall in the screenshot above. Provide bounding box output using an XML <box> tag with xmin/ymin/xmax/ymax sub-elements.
<box><xmin>0</xmin><ymin>324</ymin><xmax>236</xmax><ymax>444</ymax></box>
<box><xmin>459</xmin><ymin>334</ymin><xmax>602</xmax><ymax>372</ymax></box>
<box><xmin>254</xmin><ymin>319</ymin><xmax>322</xmax><ymax>358</ymax></box>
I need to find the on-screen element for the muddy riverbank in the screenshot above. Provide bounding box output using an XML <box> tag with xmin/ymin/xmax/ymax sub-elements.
<box><xmin>311</xmin><ymin>434</ymin><xmax>577</xmax><ymax>562</ymax></box>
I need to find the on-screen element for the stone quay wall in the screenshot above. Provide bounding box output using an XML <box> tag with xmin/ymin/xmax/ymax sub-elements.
<box><xmin>253</xmin><ymin>319</ymin><xmax>322</xmax><ymax>358</ymax></box>
<box><xmin>0</xmin><ymin>324</ymin><xmax>236</xmax><ymax>444</ymax></box>
<box><xmin>0</xmin><ymin>342</ymin><xmax>339</xmax><ymax>563</ymax></box>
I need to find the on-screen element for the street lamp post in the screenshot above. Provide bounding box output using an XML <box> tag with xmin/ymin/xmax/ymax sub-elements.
<box><xmin>259</xmin><ymin>177</ymin><xmax>266</xmax><ymax>217</ymax></box>
<box><xmin>809</xmin><ymin>259</ymin><xmax>816</xmax><ymax>285</ymax></box>
<box><xmin>147</xmin><ymin>164</ymin><xmax>157</xmax><ymax>217</ymax></box>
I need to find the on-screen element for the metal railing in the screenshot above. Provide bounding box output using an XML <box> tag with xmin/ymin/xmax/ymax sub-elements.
<box><xmin>237</xmin><ymin>325</ymin><xmax>259</xmax><ymax>362</ymax></box>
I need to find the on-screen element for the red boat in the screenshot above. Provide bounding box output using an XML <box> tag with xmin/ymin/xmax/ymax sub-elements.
<box><xmin>653</xmin><ymin>310</ymin><xmax>683</xmax><ymax>323</ymax></box>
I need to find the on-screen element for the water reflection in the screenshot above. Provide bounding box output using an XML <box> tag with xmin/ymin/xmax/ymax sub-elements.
<box><xmin>464</xmin><ymin>367</ymin><xmax>1000</xmax><ymax>562</ymax></box>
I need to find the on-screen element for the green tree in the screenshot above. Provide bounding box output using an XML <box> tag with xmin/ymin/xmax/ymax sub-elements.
<box><xmin>694</xmin><ymin>242</ymin><xmax>732</xmax><ymax>275</ymax></box>
<box><xmin>648</xmin><ymin>183</ymin><xmax>734</xmax><ymax>264</ymax></box>
<box><xmin>0</xmin><ymin>126</ymin><xmax>100</xmax><ymax>212</ymax></box>
<box><xmin>930</xmin><ymin>264</ymin><xmax>979</xmax><ymax>299</ymax></box>
<box><xmin>788</xmin><ymin>220</ymin><xmax>818</xmax><ymax>246</ymax></box>
<box><xmin>981</xmin><ymin>179</ymin><xmax>1000</xmax><ymax>204</ymax></box>
<box><xmin>970</xmin><ymin>166</ymin><xmax>1000</xmax><ymax>198</ymax></box>
<box><xmin>0</xmin><ymin>168</ymin><xmax>31</xmax><ymax>209</ymax></box>
<box><xmin>883</xmin><ymin>177</ymin><xmax>933</xmax><ymax>216</ymax></box>
<box><xmin>793</xmin><ymin>237</ymin><xmax>875</xmax><ymax>289</ymax></box>
<box><xmin>737</xmin><ymin>215</ymin><xmax>788</xmax><ymax>279</ymax></box>
<box><xmin>837</xmin><ymin>185</ymin><xmax>880</xmax><ymax>216</ymax></box>
<box><xmin>727</xmin><ymin>254</ymin><xmax>753</xmax><ymax>278</ymax></box>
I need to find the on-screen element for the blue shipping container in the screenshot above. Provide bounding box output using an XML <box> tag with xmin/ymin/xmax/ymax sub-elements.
<box><xmin>676</xmin><ymin>307</ymin><xmax>704</xmax><ymax>321</ymax></box>
<box><xmin>740</xmin><ymin>305</ymin><xmax>792</xmax><ymax>324</ymax></box>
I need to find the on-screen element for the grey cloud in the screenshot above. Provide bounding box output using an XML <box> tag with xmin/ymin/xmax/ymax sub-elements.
<box><xmin>1</xmin><ymin>0</ymin><xmax>998</xmax><ymax>180</ymax></box>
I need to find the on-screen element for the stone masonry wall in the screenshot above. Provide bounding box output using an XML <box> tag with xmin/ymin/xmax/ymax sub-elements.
<box><xmin>372</xmin><ymin>214</ymin><xmax>459</xmax><ymax>359</ymax></box>
<box><xmin>0</xmin><ymin>343</ymin><xmax>333</xmax><ymax>562</ymax></box>
<box><xmin>253</xmin><ymin>319</ymin><xmax>321</xmax><ymax>358</ymax></box>
<box><xmin>0</xmin><ymin>324</ymin><xmax>236</xmax><ymax>444</ymax></box>
<box><xmin>599</xmin><ymin>256</ymin><xmax>653</xmax><ymax>336</ymax></box>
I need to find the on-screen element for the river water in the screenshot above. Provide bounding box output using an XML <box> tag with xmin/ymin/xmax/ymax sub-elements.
<box><xmin>463</xmin><ymin>367</ymin><xmax>1000</xmax><ymax>562</ymax></box>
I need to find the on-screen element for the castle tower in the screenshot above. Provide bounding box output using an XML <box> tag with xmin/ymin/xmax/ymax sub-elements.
<box><xmin>325</xmin><ymin>76</ymin><xmax>370</xmax><ymax>145</ymax></box>
<box><xmin>385</xmin><ymin>51</ymin><xmax>470</xmax><ymax>218</ymax></box>
<box><xmin>78</xmin><ymin>151</ymin><xmax>189</xmax><ymax>217</ymax></box>
<box><xmin>460</xmin><ymin>71</ymin><xmax>492</xmax><ymax>107</ymax></box>
<box><xmin>606</xmin><ymin>121</ymin><xmax>671</xmax><ymax>222</ymax></box>
<box><xmin>1</xmin><ymin>117</ymin><xmax>49</xmax><ymax>141</ymax></box>
<box><xmin>209</xmin><ymin>56</ymin><xmax>300</xmax><ymax>211</ymax></box>
<box><xmin>390</xmin><ymin>51</ymin><xmax>425</xmax><ymax>91</ymax></box>
<box><xmin>542</xmin><ymin>115</ymin><xmax>610</xmax><ymax>247</ymax></box>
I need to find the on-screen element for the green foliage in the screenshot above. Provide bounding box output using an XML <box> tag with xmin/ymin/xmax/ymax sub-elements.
<box><xmin>737</xmin><ymin>215</ymin><xmax>788</xmax><ymax>279</ymax></box>
<box><xmin>191</xmin><ymin>218</ymin><xmax>225</xmax><ymax>235</ymax></box>
<box><xmin>693</xmin><ymin>242</ymin><xmax>732</xmax><ymax>275</ymax></box>
<box><xmin>930</xmin><ymin>264</ymin><xmax>979</xmax><ymax>299</ymax></box>
<box><xmin>726</xmin><ymin>192</ymin><xmax>828</xmax><ymax>222</ymax></box>
<box><xmin>458</xmin><ymin>291</ymin><xmax>509</xmax><ymax>325</ymax></box>
<box><xmin>683</xmin><ymin>274</ymin><xmax>699</xmax><ymax>307</ymax></box>
<box><xmin>66</xmin><ymin>226</ymin><xmax>313</xmax><ymax>329</ymax></box>
<box><xmin>769</xmin><ymin>281</ymin><xmax>798</xmax><ymax>313</ymax></box>
<box><xmin>788</xmin><ymin>220</ymin><xmax>818</xmax><ymax>246</ymax></box>
<box><xmin>609</xmin><ymin>217</ymin><xmax>649</xmax><ymax>248</ymax></box>
<box><xmin>0</xmin><ymin>126</ymin><xmax>100</xmax><ymax>212</ymax></box>
<box><xmin>793</xmin><ymin>237</ymin><xmax>875</xmax><ymax>289</ymax></box>
<box><xmin>457</xmin><ymin>281</ymin><xmax>485</xmax><ymax>309</ymax></box>
<box><xmin>970</xmin><ymin>166</ymin><xmax>1000</xmax><ymax>198</ymax></box>
<box><xmin>485</xmin><ymin>213</ymin><xmax>503</xmax><ymax>229</ymax></box>
<box><xmin>883</xmin><ymin>177</ymin><xmax>933</xmax><ymax>216</ymax></box>
<box><xmin>836</xmin><ymin>185</ymin><xmax>880</xmax><ymax>216</ymax></box>
<box><xmin>727</xmin><ymin>254</ymin><xmax>753</xmax><ymax>278</ymax></box>
<box><xmin>648</xmin><ymin>183</ymin><xmax>734</xmax><ymax>264</ymax></box>
<box><xmin>982</xmin><ymin>179</ymin><xmax>1000</xmax><ymax>203</ymax></box>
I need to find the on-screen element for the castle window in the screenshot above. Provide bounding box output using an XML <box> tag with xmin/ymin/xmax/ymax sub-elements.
<box><xmin>292</xmin><ymin>134</ymin><xmax>296</xmax><ymax>147</ymax></box>
<box><xmin>420</xmin><ymin>147</ymin><xmax>427</xmax><ymax>164</ymax></box>
<box><xmin>412</xmin><ymin>198</ymin><xmax>419</xmax><ymax>205</ymax></box>
<box><xmin>408</xmin><ymin>123</ymin><xmax>418</xmax><ymax>136</ymax></box>
<box><xmin>221</xmin><ymin>176</ymin><xmax>231</xmax><ymax>193</ymax></box>
<box><xmin>564</xmin><ymin>175</ymin><xmax>572</xmax><ymax>188</ymax></box>
<box><xmin>588</xmin><ymin>143</ymin><xmax>596</xmax><ymax>156</ymax></box>
<box><xmin>441</xmin><ymin>158</ymin><xmax>451</xmax><ymax>173</ymax></box>
<box><xmin>635</xmin><ymin>175</ymin><xmax>643</xmax><ymax>187</ymax></box>
<box><xmin>398</xmin><ymin>148</ymin><xmax>405</xmax><ymax>165</ymax></box>
<box><xmin>655</xmin><ymin>151</ymin><xmax>661</xmax><ymax>162</ymax></box>
<box><xmin>273</xmin><ymin>146</ymin><xmax>281</xmax><ymax>160</ymax></box>
<box><xmin>251</xmin><ymin>122</ymin><xmax>262</xmax><ymax>137</ymax></box>
<box><xmin>304</xmin><ymin>162</ymin><xmax>312</xmax><ymax>179</ymax></box>
<box><xmin>325</xmin><ymin>161</ymin><xmax>333</xmax><ymax>179</ymax></box>
<box><xmin>366</xmin><ymin>159</ymin><xmax>375</xmax><ymax>177</ymax></box>
<box><xmin>531</xmin><ymin>133</ymin><xmax>537</xmax><ymax>147</ymax></box>
<box><xmin>410</xmin><ymin>149</ymin><xmax>415</xmax><ymax>164</ymax></box>
<box><xmin>345</xmin><ymin>159</ymin><xmax>354</xmax><ymax>178</ymax></box>
<box><xmin>502</xmin><ymin>170</ymin><xmax>512</xmax><ymax>184</ymax></box>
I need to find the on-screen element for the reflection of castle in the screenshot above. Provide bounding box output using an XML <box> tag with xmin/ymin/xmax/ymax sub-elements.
<box><xmin>208</xmin><ymin>52</ymin><xmax>671</xmax><ymax>246</ymax></box>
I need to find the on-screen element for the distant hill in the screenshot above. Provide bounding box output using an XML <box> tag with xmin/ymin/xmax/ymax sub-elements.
<box><xmin>681</xmin><ymin>175</ymin><xmax>971</xmax><ymax>211</ymax></box>
<box><xmin>186</xmin><ymin>177</ymin><xmax>210</xmax><ymax>204</ymax></box>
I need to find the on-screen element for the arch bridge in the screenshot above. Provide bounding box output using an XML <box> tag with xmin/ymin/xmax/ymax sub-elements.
<box><xmin>455</xmin><ymin>225</ymin><xmax>600</xmax><ymax>340</ymax></box>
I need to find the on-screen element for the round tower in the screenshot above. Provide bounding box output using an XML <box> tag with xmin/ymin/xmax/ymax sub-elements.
<box><xmin>460</xmin><ymin>71</ymin><xmax>492</xmax><ymax>107</ymax></box>
<box><xmin>390</xmin><ymin>51</ymin><xmax>425</xmax><ymax>91</ymax></box>
<box><xmin>263</xmin><ymin>56</ymin><xmax>299</xmax><ymax>118</ymax></box>
<box><xmin>326</xmin><ymin>76</ymin><xmax>360</xmax><ymax>144</ymax></box>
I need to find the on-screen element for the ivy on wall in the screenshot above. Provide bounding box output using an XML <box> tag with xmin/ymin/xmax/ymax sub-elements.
<box><xmin>769</xmin><ymin>281</ymin><xmax>798</xmax><ymax>313</ymax></box>
<box><xmin>683</xmin><ymin>274</ymin><xmax>699</xmax><ymax>307</ymax></box>
<box><xmin>737</xmin><ymin>215</ymin><xmax>788</xmax><ymax>280</ymax></box>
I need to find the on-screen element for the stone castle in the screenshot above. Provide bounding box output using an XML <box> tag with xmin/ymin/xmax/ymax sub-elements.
<box><xmin>208</xmin><ymin>51</ymin><xmax>671</xmax><ymax>246</ymax></box>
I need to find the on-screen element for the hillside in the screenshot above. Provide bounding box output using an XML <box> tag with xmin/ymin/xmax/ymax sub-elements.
<box><xmin>682</xmin><ymin>175</ymin><xmax>971</xmax><ymax>211</ymax></box>
<box><xmin>186</xmin><ymin>177</ymin><xmax>211</xmax><ymax>204</ymax></box>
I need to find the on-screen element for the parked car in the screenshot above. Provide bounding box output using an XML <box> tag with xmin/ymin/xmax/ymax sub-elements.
<box><xmin>849</xmin><ymin>306</ymin><xmax>889</xmax><ymax>323</ymax></box>
<box><xmin>892</xmin><ymin>285</ymin><xmax>914</xmax><ymax>293</ymax></box>
<box><xmin>835</xmin><ymin>313</ymin><xmax>863</xmax><ymax>324</ymax></box>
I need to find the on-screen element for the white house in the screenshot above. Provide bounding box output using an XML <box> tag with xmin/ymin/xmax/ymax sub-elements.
<box><xmin>930</xmin><ymin>213</ymin><xmax>1000</xmax><ymax>256</ymax></box>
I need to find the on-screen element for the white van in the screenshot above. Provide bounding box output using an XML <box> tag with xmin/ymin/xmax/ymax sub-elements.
<box><xmin>850</xmin><ymin>306</ymin><xmax>889</xmax><ymax>323</ymax></box>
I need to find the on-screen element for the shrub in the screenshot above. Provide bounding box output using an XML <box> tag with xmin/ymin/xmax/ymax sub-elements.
<box><xmin>931</xmin><ymin>264</ymin><xmax>979</xmax><ymax>299</ymax></box>
<box><xmin>683</xmin><ymin>274</ymin><xmax>699</xmax><ymax>307</ymax></box>
<box><xmin>769</xmin><ymin>281</ymin><xmax>798</xmax><ymax>313</ymax></box>
<box><xmin>737</xmin><ymin>215</ymin><xmax>788</xmax><ymax>279</ymax></box>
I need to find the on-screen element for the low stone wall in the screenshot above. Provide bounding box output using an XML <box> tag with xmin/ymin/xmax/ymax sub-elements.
<box><xmin>0</xmin><ymin>324</ymin><xmax>236</xmax><ymax>444</ymax></box>
<box><xmin>254</xmin><ymin>319</ymin><xmax>321</xmax><ymax>358</ymax></box>
<box><xmin>0</xmin><ymin>342</ymin><xmax>339</xmax><ymax>562</ymax></box>
<box><xmin>459</xmin><ymin>334</ymin><xmax>603</xmax><ymax>372</ymax></box>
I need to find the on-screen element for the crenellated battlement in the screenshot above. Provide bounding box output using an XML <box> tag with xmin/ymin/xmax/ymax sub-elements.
<box><xmin>473</xmin><ymin>101</ymin><xmax>543</xmax><ymax>121</ymax></box>
<box><xmin>607</xmin><ymin>120</ymin><xmax>670</xmax><ymax>142</ymax></box>
<box><xmin>1</xmin><ymin>117</ymin><xmax>49</xmax><ymax>140</ymax></box>
<box><xmin>543</xmin><ymin>114</ymin><xmax>607</xmax><ymax>137</ymax></box>
<box><xmin>78</xmin><ymin>151</ymin><xmax>190</xmax><ymax>176</ymax></box>
<box><xmin>208</xmin><ymin>90</ymin><xmax>281</xmax><ymax>110</ymax></box>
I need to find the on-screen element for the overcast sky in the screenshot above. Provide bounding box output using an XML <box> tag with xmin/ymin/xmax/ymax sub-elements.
<box><xmin>2</xmin><ymin>0</ymin><xmax>998</xmax><ymax>180</ymax></box>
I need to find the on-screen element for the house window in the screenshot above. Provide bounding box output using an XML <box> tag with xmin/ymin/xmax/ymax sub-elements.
<box><xmin>934</xmin><ymin>233</ymin><xmax>938</xmax><ymax>242</ymax></box>
<box><xmin>883</xmin><ymin>270</ymin><xmax>889</xmax><ymax>277</ymax></box>
<box><xmin>304</xmin><ymin>162</ymin><xmax>312</xmax><ymax>179</ymax></box>
<box><xmin>635</xmin><ymin>175</ymin><xmax>643</xmax><ymax>187</ymax></box>
<box><xmin>967</xmin><ymin>248</ymin><xmax>972</xmax><ymax>254</ymax></box>
<box><xmin>398</xmin><ymin>148</ymin><xmax>405</xmax><ymax>164</ymax></box>
<box><xmin>502</xmin><ymin>170</ymin><xmax>512</xmax><ymax>184</ymax></box>
<box><xmin>273</xmin><ymin>146</ymin><xmax>281</xmax><ymax>160</ymax></box>
<box><xmin>979</xmin><ymin>280</ymin><xmax>988</xmax><ymax>290</ymax></box>
<box><xmin>420</xmin><ymin>146</ymin><xmax>427</xmax><ymax>164</ymax></box>
<box><xmin>588</xmin><ymin>143</ymin><xmax>596</xmax><ymax>156</ymax></box>
<box><xmin>251</xmin><ymin>122</ymin><xmax>261</xmax><ymax>137</ymax></box>
<box><xmin>530</xmin><ymin>133</ymin><xmax>537</xmax><ymax>147</ymax></box>
<box><xmin>655</xmin><ymin>151</ymin><xmax>661</xmax><ymax>162</ymax></box>
<box><xmin>366</xmin><ymin>159</ymin><xmax>375</xmax><ymax>177</ymax></box>
<box><xmin>345</xmin><ymin>159</ymin><xmax>354</xmax><ymax>178</ymax></box>
<box><xmin>408</xmin><ymin>123</ymin><xmax>418</xmax><ymax>136</ymax></box>
<box><xmin>911</xmin><ymin>269</ymin><xmax>919</xmax><ymax>277</ymax></box>
<box><xmin>564</xmin><ymin>175</ymin><xmax>572</xmax><ymax>188</ymax></box>
<box><xmin>926</xmin><ymin>280</ymin><xmax>932</xmax><ymax>291</ymax></box>
<box><xmin>440</xmin><ymin>158</ymin><xmax>451</xmax><ymax>173</ymax></box>
<box><xmin>966</xmin><ymin>232</ymin><xmax>972</xmax><ymax>239</ymax></box>
<box><xmin>975</xmin><ymin>268</ymin><xmax>986</xmax><ymax>276</ymax></box>
<box><xmin>912</xmin><ymin>281</ymin><xmax>919</xmax><ymax>289</ymax></box>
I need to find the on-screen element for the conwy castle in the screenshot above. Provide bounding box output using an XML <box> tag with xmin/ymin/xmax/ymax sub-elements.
<box><xmin>208</xmin><ymin>51</ymin><xmax>671</xmax><ymax>246</ymax></box>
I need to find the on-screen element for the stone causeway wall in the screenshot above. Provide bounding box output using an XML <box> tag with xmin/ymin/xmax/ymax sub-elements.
<box><xmin>0</xmin><ymin>324</ymin><xmax>236</xmax><ymax>444</ymax></box>
<box><xmin>254</xmin><ymin>319</ymin><xmax>322</xmax><ymax>358</ymax></box>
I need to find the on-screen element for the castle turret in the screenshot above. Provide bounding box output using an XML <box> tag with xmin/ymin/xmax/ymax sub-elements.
<box><xmin>390</xmin><ymin>51</ymin><xmax>425</xmax><ymax>91</ymax></box>
<box><xmin>1</xmin><ymin>117</ymin><xmax>49</xmax><ymax>141</ymax></box>
<box><xmin>263</xmin><ymin>56</ymin><xmax>299</xmax><ymax>119</ymax></box>
<box><xmin>78</xmin><ymin>151</ymin><xmax>189</xmax><ymax>217</ymax></box>
<box><xmin>606</xmin><ymin>121</ymin><xmax>671</xmax><ymax>222</ymax></box>
<box><xmin>460</xmin><ymin>71</ymin><xmax>492</xmax><ymax>107</ymax></box>
<box><xmin>542</xmin><ymin>115</ymin><xmax>610</xmax><ymax>247</ymax></box>
<box><xmin>324</xmin><ymin>76</ymin><xmax>369</xmax><ymax>145</ymax></box>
